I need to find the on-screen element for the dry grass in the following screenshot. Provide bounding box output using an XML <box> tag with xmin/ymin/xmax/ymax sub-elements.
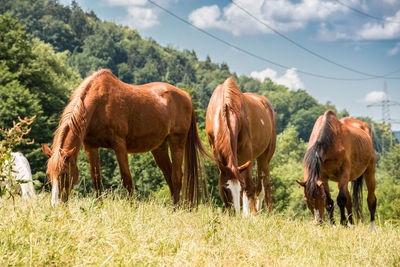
<box><xmin>1</xmin><ymin>194</ymin><xmax>399</xmax><ymax>266</ymax></box>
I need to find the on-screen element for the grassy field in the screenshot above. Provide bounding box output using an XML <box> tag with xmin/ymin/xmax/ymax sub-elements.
<box><xmin>1</xmin><ymin>194</ymin><xmax>399</xmax><ymax>266</ymax></box>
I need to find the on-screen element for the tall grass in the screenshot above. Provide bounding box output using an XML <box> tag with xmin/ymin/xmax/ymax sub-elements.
<box><xmin>1</xmin><ymin>194</ymin><xmax>399</xmax><ymax>266</ymax></box>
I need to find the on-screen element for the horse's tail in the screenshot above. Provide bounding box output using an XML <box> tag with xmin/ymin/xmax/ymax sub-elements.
<box><xmin>352</xmin><ymin>175</ymin><xmax>363</xmax><ymax>220</ymax></box>
<box><xmin>303</xmin><ymin>110</ymin><xmax>337</xmax><ymax>198</ymax></box>
<box><xmin>182</xmin><ymin>109</ymin><xmax>211</xmax><ymax>206</ymax></box>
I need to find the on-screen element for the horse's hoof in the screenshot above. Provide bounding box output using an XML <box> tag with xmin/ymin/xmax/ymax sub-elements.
<box><xmin>370</xmin><ymin>221</ymin><xmax>377</xmax><ymax>232</ymax></box>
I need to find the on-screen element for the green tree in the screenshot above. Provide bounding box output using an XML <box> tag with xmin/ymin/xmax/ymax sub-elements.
<box><xmin>270</xmin><ymin>125</ymin><xmax>307</xmax><ymax>215</ymax></box>
<box><xmin>375</xmin><ymin>144</ymin><xmax>400</xmax><ymax>220</ymax></box>
<box><xmin>0</xmin><ymin>14</ymin><xmax>81</xmax><ymax>188</ymax></box>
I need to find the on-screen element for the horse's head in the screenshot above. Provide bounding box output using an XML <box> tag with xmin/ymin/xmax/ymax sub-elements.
<box><xmin>297</xmin><ymin>179</ymin><xmax>326</xmax><ymax>224</ymax></box>
<box><xmin>42</xmin><ymin>144</ymin><xmax>78</xmax><ymax>205</ymax></box>
<box><xmin>218</xmin><ymin>160</ymin><xmax>252</xmax><ymax>214</ymax></box>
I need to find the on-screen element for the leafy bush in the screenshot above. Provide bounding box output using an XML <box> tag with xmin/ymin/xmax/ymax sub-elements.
<box><xmin>0</xmin><ymin>116</ymin><xmax>35</xmax><ymax>201</ymax></box>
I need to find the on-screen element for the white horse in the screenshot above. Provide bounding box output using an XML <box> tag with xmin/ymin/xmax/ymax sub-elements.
<box><xmin>2</xmin><ymin>152</ymin><xmax>36</xmax><ymax>199</ymax></box>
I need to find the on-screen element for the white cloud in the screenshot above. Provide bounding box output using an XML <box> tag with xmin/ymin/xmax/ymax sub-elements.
<box><xmin>382</xmin><ymin>0</ymin><xmax>397</xmax><ymax>5</ymax></box>
<box><xmin>188</xmin><ymin>0</ymin><xmax>346</xmax><ymax>36</ymax></box>
<box><xmin>363</xmin><ymin>91</ymin><xmax>389</xmax><ymax>103</ymax></box>
<box><xmin>104</xmin><ymin>0</ymin><xmax>177</xmax><ymax>29</ymax></box>
<box><xmin>106</xmin><ymin>0</ymin><xmax>147</xmax><ymax>5</ymax></box>
<box><xmin>251</xmin><ymin>67</ymin><xmax>304</xmax><ymax>90</ymax></box>
<box><xmin>126</xmin><ymin>6</ymin><xmax>159</xmax><ymax>28</ymax></box>
<box><xmin>188</xmin><ymin>5</ymin><xmax>227</xmax><ymax>30</ymax></box>
<box><xmin>357</xmin><ymin>11</ymin><xmax>400</xmax><ymax>40</ymax></box>
<box><xmin>317</xmin><ymin>22</ymin><xmax>350</xmax><ymax>41</ymax></box>
<box><xmin>388</xmin><ymin>42</ymin><xmax>400</xmax><ymax>56</ymax></box>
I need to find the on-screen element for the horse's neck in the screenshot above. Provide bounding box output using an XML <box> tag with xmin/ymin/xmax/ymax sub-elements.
<box><xmin>61</xmin><ymin>129</ymin><xmax>81</xmax><ymax>156</ymax></box>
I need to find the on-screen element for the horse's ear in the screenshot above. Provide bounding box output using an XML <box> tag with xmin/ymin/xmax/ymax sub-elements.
<box><xmin>296</xmin><ymin>180</ymin><xmax>306</xmax><ymax>187</ymax></box>
<box><xmin>238</xmin><ymin>161</ymin><xmax>252</xmax><ymax>172</ymax></box>
<box><xmin>42</xmin><ymin>144</ymin><xmax>52</xmax><ymax>158</ymax></box>
<box><xmin>61</xmin><ymin>147</ymin><xmax>76</xmax><ymax>158</ymax></box>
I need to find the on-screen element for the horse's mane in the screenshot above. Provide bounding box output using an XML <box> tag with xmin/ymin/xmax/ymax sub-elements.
<box><xmin>47</xmin><ymin>69</ymin><xmax>113</xmax><ymax>178</ymax></box>
<box><xmin>214</xmin><ymin>77</ymin><xmax>243</xmax><ymax>169</ymax></box>
<box><xmin>303</xmin><ymin>110</ymin><xmax>340</xmax><ymax>199</ymax></box>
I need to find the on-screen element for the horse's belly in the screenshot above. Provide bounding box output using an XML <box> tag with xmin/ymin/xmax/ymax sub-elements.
<box><xmin>322</xmin><ymin>159</ymin><xmax>342</xmax><ymax>181</ymax></box>
<box><xmin>126</xmin><ymin>132</ymin><xmax>168</xmax><ymax>153</ymax></box>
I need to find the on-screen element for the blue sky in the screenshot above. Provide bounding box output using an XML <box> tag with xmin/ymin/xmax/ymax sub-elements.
<box><xmin>61</xmin><ymin>0</ymin><xmax>400</xmax><ymax>130</ymax></box>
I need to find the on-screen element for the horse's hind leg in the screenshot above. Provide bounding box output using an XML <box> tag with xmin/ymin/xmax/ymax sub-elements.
<box><xmin>84</xmin><ymin>144</ymin><xmax>102</xmax><ymax>198</ymax></box>
<box><xmin>151</xmin><ymin>144</ymin><xmax>174</xmax><ymax>200</ymax></box>
<box><xmin>168</xmin><ymin>134</ymin><xmax>186</xmax><ymax>205</ymax></box>
<box><xmin>255</xmin><ymin>160</ymin><xmax>264</xmax><ymax>212</ymax></box>
<box><xmin>113</xmin><ymin>140</ymin><xmax>134</xmax><ymax>196</ymax></box>
<box><xmin>256</xmin><ymin>152</ymin><xmax>273</xmax><ymax>212</ymax></box>
<box><xmin>364</xmin><ymin>164</ymin><xmax>377</xmax><ymax>231</ymax></box>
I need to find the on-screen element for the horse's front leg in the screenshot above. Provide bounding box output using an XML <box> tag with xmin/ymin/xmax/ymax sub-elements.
<box><xmin>337</xmin><ymin>168</ymin><xmax>350</xmax><ymax>225</ymax></box>
<box><xmin>345</xmin><ymin>187</ymin><xmax>354</xmax><ymax>224</ymax></box>
<box><xmin>84</xmin><ymin>143</ymin><xmax>102</xmax><ymax>198</ymax></box>
<box><xmin>242</xmin><ymin>167</ymin><xmax>257</xmax><ymax>216</ymax></box>
<box><xmin>322</xmin><ymin>179</ymin><xmax>335</xmax><ymax>224</ymax></box>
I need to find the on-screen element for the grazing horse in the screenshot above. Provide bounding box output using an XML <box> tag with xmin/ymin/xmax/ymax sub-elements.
<box><xmin>42</xmin><ymin>69</ymin><xmax>207</xmax><ymax>206</ymax></box>
<box><xmin>2</xmin><ymin>152</ymin><xmax>36</xmax><ymax>199</ymax></box>
<box><xmin>206</xmin><ymin>77</ymin><xmax>276</xmax><ymax>215</ymax></box>
<box><xmin>297</xmin><ymin>110</ymin><xmax>377</xmax><ymax>231</ymax></box>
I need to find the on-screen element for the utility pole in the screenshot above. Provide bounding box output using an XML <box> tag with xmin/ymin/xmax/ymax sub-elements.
<box><xmin>366</xmin><ymin>81</ymin><xmax>400</xmax><ymax>154</ymax></box>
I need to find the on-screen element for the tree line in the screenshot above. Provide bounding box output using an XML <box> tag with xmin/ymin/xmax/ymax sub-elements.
<box><xmin>0</xmin><ymin>0</ymin><xmax>399</xmax><ymax>219</ymax></box>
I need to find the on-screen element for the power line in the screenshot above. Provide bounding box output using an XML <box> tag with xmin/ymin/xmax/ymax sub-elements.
<box><xmin>334</xmin><ymin>0</ymin><xmax>400</xmax><ymax>25</ymax></box>
<box><xmin>148</xmin><ymin>0</ymin><xmax>400</xmax><ymax>81</ymax></box>
<box><xmin>228</xmin><ymin>0</ymin><xmax>400</xmax><ymax>79</ymax></box>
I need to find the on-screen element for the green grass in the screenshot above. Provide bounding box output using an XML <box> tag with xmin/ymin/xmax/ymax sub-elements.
<box><xmin>1</xmin><ymin>194</ymin><xmax>399</xmax><ymax>266</ymax></box>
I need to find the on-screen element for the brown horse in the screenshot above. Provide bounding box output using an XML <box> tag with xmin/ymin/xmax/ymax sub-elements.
<box><xmin>42</xmin><ymin>69</ymin><xmax>207</xmax><ymax>206</ymax></box>
<box><xmin>206</xmin><ymin>77</ymin><xmax>276</xmax><ymax>215</ymax></box>
<box><xmin>297</xmin><ymin>110</ymin><xmax>377</xmax><ymax>231</ymax></box>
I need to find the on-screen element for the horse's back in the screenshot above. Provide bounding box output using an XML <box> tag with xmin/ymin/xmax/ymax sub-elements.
<box><xmin>341</xmin><ymin>118</ymin><xmax>374</xmax><ymax>150</ymax></box>
<box><xmin>126</xmin><ymin>82</ymin><xmax>193</xmax><ymax>135</ymax></box>
<box><xmin>85</xmin><ymin>75</ymin><xmax>193</xmax><ymax>152</ymax></box>
<box><xmin>340</xmin><ymin>117</ymin><xmax>372</xmax><ymax>138</ymax></box>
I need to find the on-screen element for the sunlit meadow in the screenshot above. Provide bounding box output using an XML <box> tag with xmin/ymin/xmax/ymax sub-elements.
<box><xmin>1</xmin><ymin>194</ymin><xmax>399</xmax><ymax>266</ymax></box>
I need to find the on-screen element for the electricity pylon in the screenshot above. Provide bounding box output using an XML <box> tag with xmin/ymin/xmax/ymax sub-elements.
<box><xmin>367</xmin><ymin>81</ymin><xmax>400</xmax><ymax>153</ymax></box>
